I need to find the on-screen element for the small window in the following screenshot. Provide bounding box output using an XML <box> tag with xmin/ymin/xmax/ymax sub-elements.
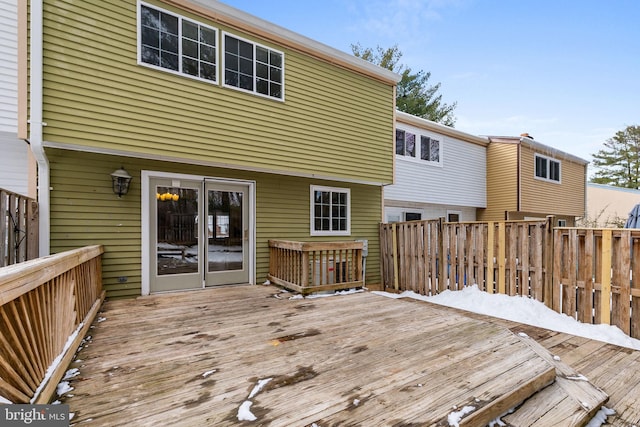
<box><xmin>421</xmin><ymin>136</ymin><xmax>440</xmax><ymax>162</ymax></box>
<box><xmin>447</xmin><ymin>211</ymin><xmax>461</xmax><ymax>222</ymax></box>
<box><xmin>310</xmin><ymin>186</ymin><xmax>350</xmax><ymax>236</ymax></box>
<box><xmin>405</xmin><ymin>212</ymin><xmax>422</xmax><ymax>221</ymax></box>
<box><xmin>223</xmin><ymin>33</ymin><xmax>284</xmax><ymax>100</ymax></box>
<box><xmin>534</xmin><ymin>154</ymin><xmax>561</xmax><ymax>183</ymax></box>
<box><xmin>557</xmin><ymin>219</ymin><xmax>567</xmax><ymax>227</ymax></box>
<box><xmin>139</xmin><ymin>3</ymin><xmax>218</xmax><ymax>83</ymax></box>
<box><xmin>395</xmin><ymin>130</ymin><xmax>416</xmax><ymax>157</ymax></box>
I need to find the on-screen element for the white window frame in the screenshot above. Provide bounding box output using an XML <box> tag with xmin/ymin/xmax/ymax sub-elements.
<box><xmin>447</xmin><ymin>210</ymin><xmax>461</xmax><ymax>222</ymax></box>
<box><xmin>137</xmin><ymin>1</ymin><xmax>219</xmax><ymax>84</ymax></box>
<box><xmin>222</xmin><ymin>32</ymin><xmax>285</xmax><ymax>101</ymax></box>
<box><xmin>557</xmin><ymin>219</ymin><xmax>567</xmax><ymax>227</ymax></box>
<box><xmin>310</xmin><ymin>185</ymin><xmax>351</xmax><ymax>236</ymax></box>
<box><xmin>404</xmin><ymin>211</ymin><xmax>422</xmax><ymax>221</ymax></box>
<box><xmin>534</xmin><ymin>154</ymin><xmax>561</xmax><ymax>183</ymax></box>
<box><xmin>395</xmin><ymin>127</ymin><xmax>442</xmax><ymax>166</ymax></box>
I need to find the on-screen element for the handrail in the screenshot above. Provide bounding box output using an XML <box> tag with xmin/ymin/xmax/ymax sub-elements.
<box><xmin>268</xmin><ymin>240</ymin><xmax>364</xmax><ymax>294</ymax></box>
<box><xmin>0</xmin><ymin>245</ymin><xmax>105</xmax><ymax>404</ymax></box>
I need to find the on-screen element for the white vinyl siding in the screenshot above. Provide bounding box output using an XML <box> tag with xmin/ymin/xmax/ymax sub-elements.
<box><xmin>0</xmin><ymin>0</ymin><xmax>17</xmax><ymax>133</ymax></box>
<box><xmin>0</xmin><ymin>132</ymin><xmax>29</xmax><ymax>196</ymax></box>
<box><xmin>385</xmin><ymin>123</ymin><xmax>486</xmax><ymax>208</ymax></box>
<box><xmin>0</xmin><ymin>1</ymin><xmax>27</xmax><ymax>196</ymax></box>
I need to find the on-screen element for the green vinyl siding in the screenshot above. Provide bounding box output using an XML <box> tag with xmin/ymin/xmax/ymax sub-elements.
<box><xmin>48</xmin><ymin>149</ymin><xmax>383</xmax><ymax>298</ymax></box>
<box><xmin>41</xmin><ymin>0</ymin><xmax>395</xmax><ymax>184</ymax></box>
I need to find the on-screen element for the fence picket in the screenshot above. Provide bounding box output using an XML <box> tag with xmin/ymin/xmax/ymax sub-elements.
<box><xmin>632</xmin><ymin>236</ymin><xmax>640</xmax><ymax>338</ymax></box>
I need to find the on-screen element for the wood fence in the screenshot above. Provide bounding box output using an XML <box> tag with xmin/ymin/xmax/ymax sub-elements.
<box><xmin>380</xmin><ymin>217</ymin><xmax>640</xmax><ymax>339</ymax></box>
<box><xmin>268</xmin><ymin>240</ymin><xmax>364</xmax><ymax>295</ymax></box>
<box><xmin>0</xmin><ymin>245</ymin><xmax>105</xmax><ymax>403</ymax></box>
<box><xmin>1</xmin><ymin>188</ymin><xmax>39</xmax><ymax>267</ymax></box>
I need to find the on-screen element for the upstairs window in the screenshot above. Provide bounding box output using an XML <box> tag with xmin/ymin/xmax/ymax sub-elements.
<box><xmin>420</xmin><ymin>136</ymin><xmax>440</xmax><ymax>162</ymax></box>
<box><xmin>395</xmin><ymin>130</ymin><xmax>416</xmax><ymax>157</ymax></box>
<box><xmin>139</xmin><ymin>3</ymin><xmax>218</xmax><ymax>82</ymax></box>
<box><xmin>223</xmin><ymin>33</ymin><xmax>284</xmax><ymax>100</ymax></box>
<box><xmin>396</xmin><ymin>129</ymin><xmax>441</xmax><ymax>163</ymax></box>
<box><xmin>535</xmin><ymin>154</ymin><xmax>561</xmax><ymax>183</ymax></box>
<box><xmin>310</xmin><ymin>186</ymin><xmax>350</xmax><ymax>236</ymax></box>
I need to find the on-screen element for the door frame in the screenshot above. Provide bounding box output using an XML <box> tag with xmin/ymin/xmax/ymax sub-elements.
<box><xmin>141</xmin><ymin>170</ymin><xmax>256</xmax><ymax>295</ymax></box>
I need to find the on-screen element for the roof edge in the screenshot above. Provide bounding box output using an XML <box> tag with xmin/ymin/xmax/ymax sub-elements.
<box><xmin>163</xmin><ymin>0</ymin><xmax>401</xmax><ymax>85</ymax></box>
<box><xmin>488</xmin><ymin>136</ymin><xmax>589</xmax><ymax>165</ymax></box>
<box><xmin>396</xmin><ymin>111</ymin><xmax>488</xmax><ymax>147</ymax></box>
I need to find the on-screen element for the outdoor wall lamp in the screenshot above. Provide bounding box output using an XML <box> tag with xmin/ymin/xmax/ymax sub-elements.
<box><xmin>110</xmin><ymin>167</ymin><xmax>132</xmax><ymax>198</ymax></box>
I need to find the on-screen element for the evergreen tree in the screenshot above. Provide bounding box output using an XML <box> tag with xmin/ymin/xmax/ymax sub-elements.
<box><xmin>591</xmin><ymin>125</ymin><xmax>640</xmax><ymax>189</ymax></box>
<box><xmin>352</xmin><ymin>44</ymin><xmax>457</xmax><ymax>127</ymax></box>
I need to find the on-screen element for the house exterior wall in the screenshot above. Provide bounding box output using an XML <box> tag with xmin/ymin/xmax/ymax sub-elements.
<box><xmin>383</xmin><ymin>113</ymin><xmax>487</xmax><ymax>222</ymax></box>
<box><xmin>48</xmin><ymin>149</ymin><xmax>383</xmax><ymax>298</ymax></box>
<box><xmin>41</xmin><ymin>0</ymin><xmax>395</xmax><ymax>185</ymax></box>
<box><xmin>477</xmin><ymin>142</ymin><xmax>518</xmax><ymax>221</ymax></box>
<box><xmin>479</xmin><ymin>138</ymin><xmax>586</xmax><ymax>225</ymax></box>
<box><xmin>0</xmin><ymin>0</ymin><xmax>17</xmax><ymax>134</ymax></box>
<box><xmin>39</xmin><ymin>0</ymin><xmax>396</xmax><ymax>297</ymax></box>
<box><xmin>582</xmin><ymin>183</ymin><xmax>640</xmax><ymax>227</ymax></box>
<box><xmin>519</xmin><ymin>144</ymin><xmax>586</xmax><ymax>217</ymax></box>
<box><xmin>0</xmin><ymin>0</ymin><xmax>32</xmax><ymax>197</ymax></box>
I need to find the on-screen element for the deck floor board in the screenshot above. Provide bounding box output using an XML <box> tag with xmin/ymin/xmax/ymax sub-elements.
<box><xmin>62</xmin><ymin>286</ymin><xmax>640</xmax><ymax>426</ymax></box>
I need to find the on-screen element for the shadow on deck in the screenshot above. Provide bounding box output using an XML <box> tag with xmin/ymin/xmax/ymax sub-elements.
<box><xmin>61</xmin><ymin>285</ymin><xmax>640</xmax><ymax>426</ymax></box>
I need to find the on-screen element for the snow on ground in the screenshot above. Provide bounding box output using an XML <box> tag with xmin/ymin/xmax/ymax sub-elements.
<box><xmin>374</xmin><ymin>285</ymin><xmax>640</xmax><ymax>351</ymax></box>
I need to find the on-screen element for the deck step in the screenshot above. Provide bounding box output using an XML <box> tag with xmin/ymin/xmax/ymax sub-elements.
<box><xmin>455</xmin><ymin>363</ymin><xmax>556</xmax><ymax>426</ymax></box>
<box><xmin>500</xmin><ymin>331</ymin><xmax>609</xmax><ymax>427</ymax></box>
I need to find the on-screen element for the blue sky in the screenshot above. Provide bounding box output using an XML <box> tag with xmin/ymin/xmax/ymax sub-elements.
<box><xmin>220</xmin><ymin>0</ymin><xmax>639</xmax><ymax>168</ymax></box>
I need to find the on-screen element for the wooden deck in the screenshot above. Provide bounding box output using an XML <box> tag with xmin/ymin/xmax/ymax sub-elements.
<box><xmin>62</xmin><ymin>285</ymin><xmax>640</xmax><ymax>426</ymax></box>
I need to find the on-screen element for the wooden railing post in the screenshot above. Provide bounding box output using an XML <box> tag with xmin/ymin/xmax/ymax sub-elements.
<box><xmin>543</xmin><ymin>215</ymin><xmax>555</xmax><ymax>308</ymax></box>
<box><xmin>600</xmin><ymin>229</ymin><xmax>612</xmax><ymax>325</ymax></box>
<box><xmin>486</xmin><ymin>222</ymin><xmax>495</xmax><ymax>294</ymax></box>
<box><xmin>0</xmin><ymin>190</ymin><xmax>7</xmax><ymax>267</ymax></box>
<box><xmin>392</xmin><ymin>223</ymin><xmax>399</xmax><ymax>291</ymax></box>
<box><xmin>497</xmin><ymin>221</ymin><xmax>506</xmax><ymax>295</ymax></box>
<box><xmin>437</xmin><ymin>217</ymin><xmax>445</xmax><ymax>293</ymax></box>
<box><xmin>27</xmin><ymin>200</ymin><xmax>39</xmax><ymax>261</ymax></box>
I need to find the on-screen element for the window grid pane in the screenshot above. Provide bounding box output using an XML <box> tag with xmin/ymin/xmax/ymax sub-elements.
<box><xmin>396</xmin><ymin>130</ymin><xmax>405</xmax><ymax>155</ymax></box>
<box><xmin>550</xmin><ymin>160</ymin><xmax>560</xmax><ymax>181</ymax></box>
<box><xmin>420</xmin><ymin>136</ymin><xmax>430</xmax><ymax>161</ymax></box>
<box><xmin>536</xmin><ymin>156</ymin><xmax>547</xmax><ymax>178</ymax></box>
<box><xmin>430</xmin><ymin>140</ymin><xmax>440</xmax><ymax>162</ymax></box>
<box><xmin>141</xmin><ymin>5</ymin><xmax>217</xmax><ymax>82</ymax></box>
<box><xmin>313</xmin><ymin>189</ymin><xmax>348</xmax><ymax>233</ymax></box>
<box><xmin>405</xmin><ymin>133</ymin><xmax>416</xmax><ymax>157</ymax></box>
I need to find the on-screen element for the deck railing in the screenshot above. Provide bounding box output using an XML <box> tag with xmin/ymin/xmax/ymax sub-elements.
<box><xmin>0</xmin><ymin>245</ymin><xmax>104</xmax><ymax>404</ymax></box>
<box><xmin>268</xmin><ymin>240</ymin><xmax>363</xmax><ymax>294</ymax></box>
<box><xmin>1</xmin><ymin>189</ymin><xmax>39</xmax><ymax>267</ymax></box>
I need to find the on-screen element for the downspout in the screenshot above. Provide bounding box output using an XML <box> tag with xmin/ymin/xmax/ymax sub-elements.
<box><xmin>29</xmin><ymin>0</ymin><xmax>50</xmax><ymax>256</ymax></box>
